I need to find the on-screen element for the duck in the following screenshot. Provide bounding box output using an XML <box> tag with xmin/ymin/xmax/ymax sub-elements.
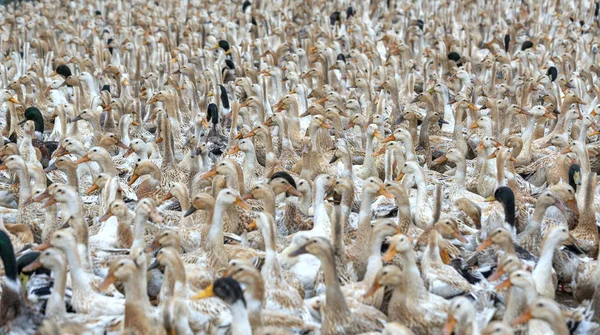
<box><xmin>289</xmin><ymin>237</ymin><xmax>387</xmax><ymax>334</ymax></box>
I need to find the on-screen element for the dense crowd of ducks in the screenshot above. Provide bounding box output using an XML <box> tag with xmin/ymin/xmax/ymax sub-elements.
<box><xmin>1</xmin><ymin>0</ymin><xmax>600</xmax><ymax>334</ymax></box>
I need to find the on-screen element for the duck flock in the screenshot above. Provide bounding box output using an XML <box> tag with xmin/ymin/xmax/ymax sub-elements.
<box><xmin>1</xmin><ymin>0</ymin><xmax>600</xmax><ymax>334</ymax></box>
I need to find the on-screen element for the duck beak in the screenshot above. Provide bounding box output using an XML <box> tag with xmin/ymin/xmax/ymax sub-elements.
<box><xmin>512</xmin><ymin>308</ymin><xmax>533</xmax><ymax>325</ymax></box>
<box><xmin>487</xmin><ymin>152</ymin><xmax>497</xmax><ymax>159</ymax></box>
<box><xmin>161</xmin><ymin>192</ymin><xmax>173</xmax><ymax>203</ymax></box>
<box><xmin>201</xmin><ymin>118</ymin><xmax>210</xmax><ymax>128</ymax></box>
<box><xmin>199</xmin><ymin>168</ymin><xmax>217</xmax><ymax>180</ymax></box>
<box><xmin>344</xmin><ymin>121</ymin><xmax>355</xmax><ymax>130</ymax></box>
<box><xmin>452</xmin><ymin>231</ymin><xmax>468</xmax><ymax>243</ymax></box>
<box><xmin>432</xmin><ymin>154</ymin><xmax>447</xmax><ymax>166</ymax></box>
<box><xmin>544</xmin><ymin>111</ymin><xmax>557</xmax><ymax>119</ymax></box>
<box><xmin>192</xmin><ymin>284</ymin><xmax>215</xmax><ymax>300</ymax></box>
<box><xmin>468</xmin><ymin>103</ymin><xmax>479</xmax><ymax>111</ymax></box>
<box><xmin>235</xmin><ymin>196</ymin><xmax>251</xmax><ymax>210</ymax></box>
<box><xmin>145</xmin><ymin>237</ymin><xmax>161</xmax><ymax>253</ymax></box>
<box><xmin>395</xmin><ymin>172</ymin><xmax>405</xmax><ymax>182</ymax></box>
<box><xmin>382</xmin><ymin>134</ymin><xmax>395</xmax><ymax>143</ymax></box>
<box><xmin>567</xmin><ymin>199</ymin><xmax>579</xmax><ymax>215</ymax></box>
<box><xmin>469</xmin><ymin>121</ymin><xmax>479</xmax><ymax>129</ymax></box>
<box><xmin>364</xmin><ymin>281</ymin><xmax>382</xmax><ymax>299</ymax></box>
<box><xmin>242</xmin><ymin>193</ymin><xmax>254</xmax><ymax>201</ymax></box>
<box><xmin>329</xmin><ymin>154</ymin><xmax>339</xmax><ymax>164</ymax></box>
<box><xmin>378</xmin><ymin>185</ymin><xmax>394</xmax><ymax>198</ymax></box>
<box><xmin>33</xmin><ymin>241</ymin><xmax>51</xmax><ymax>251</ymax></box>
<box><xmin>99</xmin><ymin>209</ymin><xmax>113</xmax><ymax>222</ymax></box>
<box><xmin>320</xmin><ymin>122</ymin><xmax>332</xmax><ymax>129</ymax></box>
<box><xmin>382</xmin><ymin>240</ymin><xmax>397</xmax><ymax>262</ymax></box>
<box><xmin>22</xmin><ymin>258</ymin><xmax>42</xmax><ymax>272</ymax></box>
<box><xmin>74</xmin><ymin>154</ymin><xmax>91</xmax><ymax>165</ymax></box>
<box><xmin>43</xmin><ymin>163</ymin><xmax>57</xmax><ymax>173</ymax></box>
<box><xmin>9</xmin><ymin>96</ymin><xmax>18</xmax><ymax>104</ymax></box>
<box><xmin>22</xmin><ymin>197</ymin><xmax>35</xmax><ymax>207</ymax></box>
<box><xmin>247</xmin><ymin>220</ymin><xmax>257</xmax><ymax>230</ymax></box>
<box><xmin>85</xmin><ymin>183</ymin><xmax>99</xmax><ymax>195</ymax></box>
<box><xmin>289</xmin><ymin>244</ymin><xmax>308</xmax><ymax>257</ymax></box>
<box><xmin>495</xmin><ymin>278</ymin><xmax>512</xmax><ymax>290</ymax></box>
<box><xmin>128</xmin><ymin>173</ymin><xmax>140</xmax><ymax>186</ymax></box>
<box><xmin>124</xmin><ymin>146</ymin><xmax>135</xmax><ymax>157</ymax></box>
<box><xmin>373</xmin><ymin>129</ymin><xmax>383</xmax><ymax>140</ymax></box>
<box><xmin>42</xmin><ymin>196</ymin><xmax>57</xmax><ymax>208</ymax></box>
<box><xmin>287</xmin><ymin>186</ymin><xmax>302</xmax><ymax>197</ymax></box>
<box><xmin>98</xmin><ymin>273</ymin><xmax>117</xmax><ymax>292</ymax></box>
<box><xmin>484</xmin><ymin>195</ymin><xmax>495</xmax><ymax>202</ymax></box>
<box><xmin>242</xmin><ymin>130</ymin><xmax>257</xmax><ymax>138</ymax></box>
<box><xmin>443</xmin><ymin>315</ymin><xmax>457</xmax><ymax>335</ymax></box>
<box><xmin>155</xmin><ymin>137</ymin><xmax>164</xmax><ymax>144</ymax></box>
<box><xmin>184</xmin><ymin>205</ymin><xmax>197</xmax><ymax>218</ymax></box>
<box><xmin>116</xmin><ymin>141</ymin><xmax>129</xmax><ymax>149</ymax></box>
<box><xmin>34</xmin><ymin>190</ymin><xmax>50</xmax><ymax>202</ymax></box>
<box><xmin>476</xmin><ymin>237</ymin><xmax>494</xmax><ymax>252</ymax></box>
<box><xmin>227</xmin><ymin>144</ymin><xmax>240</xmax><ymax>155</ymax></box>
<box><xmin>487</xmin><ymin>265</ymin><xmax>505</xmax><ymax>282</ymax></box>
<box><xmin>373</xmin><ymin>146</ymin><xmax>386</xmax><ymax>157</ymax></box>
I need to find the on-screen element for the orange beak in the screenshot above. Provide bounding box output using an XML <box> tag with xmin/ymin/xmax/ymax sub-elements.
<box><xmin>85</xmin><ymin>183</ymin><xmax>99</xmax><ymax>195</ymax></box>
<box><xmin>199</xmin><ymin>168</ymin><xmax>217</xmax><ymax>180</ymax></box>
<box><xmin>98</xmin><ymin>273</ymin><xmax>117</xmax><ymax>292</ymax></box>
<box><xmin>42</xmin><ymin>196</ymin><xmax>57</xmax><ymax>208</ymax></box>
<box><xmin>128</xmin><ymin>173</ymin><xmax>139</xmax><ymax>186</ymax></box>
<box><xmin>8</xmin><ymin>96</ymin><xmax>19</xmax><ymax>104</ymax></box>
<box><xmin>382</xmin><ymin>134</ymin><xmax>395</xmax><ymax>143</ymax></box>
<box><xmin>382</xmin><ymin>242</ymin><xmax>397</xmax><ymax>262</ymax></box>
<box><xmin>561</xmin><ymin>147</ymin><xmax>572</xmax><ymax>154</ymax></box>
<box><xmin>99</xmin><ymin>209</ymin><xmax>113</xmax><ymax>222</ymax></box>
<box><xmin>469</xmin><ymin>121</ymin><xmax>480</xmax><ymax>129</ymax></box>
<box><xmin>161</xmin><ymin>191</ymin><xmax>173</xmax><ymax>203</ymax></box>
<box><xmin>234</xmin><ymin>196</ymin><xmax>251</xmax><ymax>210</ymax></box>
<box><xmin>378</xmin><ymin>185</ymin><xmax>394</xmax><ymax>198</ymax></box>
<box><xmin>22</xmin><ymin>258</ymin><xmax>42</xmax><ymax>272</ymax></box>
<box><xmin>247</xmin><ymin>220</ymin><xmax>257</xmax><ymax>230</ymax></box>
<box><xmin>443</xmin><ymin>315</ymin><xmax>457</xmax><ymax>335</ymax></box>
<box><xmin>74</xmin><ymin>154</ymin><xmax>91</xmax><ymax>165</ymax></box>
<box><xmin>495</xmin><ymin>278</ymin><xmax>512</xmax><ymax>290</ymax></box>
<box><xmin>131</xmin><ymin>120</ymin><xmax>140</xmax><ymax>126</ymax></box>
<box><xmin>363</xmin><ymin>281</ymin><xmax>382</xmax><ymax>299</ymax></box>
<box><xmin>32</xmin><ymin>241</ymin><xmax>51</xmax><ymax>251</ymax></box>
<box><xmin>155</xmin><ymin>137</ymin><xmax>164</xmax><ymax>144</ymax></box>
<box><xmin>512</xmin><ymin>309</ymin><xmax>533</xmax><ymax>325</ymax></box>
<box><xmin>452</xmin><ymin>230</ymin><xmax>468</xmax><ymax>243</ymax></box>
<box><xmin>287</xmin><ymin>186</ymin><xmax>302</xmax><ymax>197</ymax></box>
<box><xmin>487</xmin><ymin>266</ymin><xmax>505</xmax><ymax>282</ymax></box>
<box><xmin>227</xmin><ymin>144</ymin><xmax>240</xmax><ymax>155</ymax></box>
<box><xmin>344</xmin><ymin>121</ymin><xmax>355</xmax><ymax>130</ymax></box>
<box><xmin>432</xmin><ymin>154</ymin><xmax>447</xmax><ymax>166</ymax></box>
<box><xmin>468</xmin><ymin>103</ymin><xmax>479</xmax><ymax>111</ymax></box>
<box><xmin>373</xmin><ymin>129</ymin><xmax>383</xmax><ymax>140</ymax></box>
<box><xmin>124</xmin><ymin>146</ymin><xmax>135</xmax><ymax>157</ymax></box>
<box><xmin>321</xmin><ymin>122</ymin><xmax>332</xmax><ymax>129</ymax></box>
<box><xmin>476</xmin><ymin>237</ymin><xmax>494</xmax><ymax>252</ymax></box>
<box><xmin>395</xmin><ymin>172</ymin><xmax>405</xmax><ymax>182</ymax></box>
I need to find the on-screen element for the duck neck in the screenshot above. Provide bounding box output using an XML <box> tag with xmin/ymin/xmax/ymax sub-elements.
<box><xmin>242</xmin><ymin>148</ymin><xmax>258</xmax><ymax>171</ymax></box>
<box><xmin>363</xmin><ymin>132</ymin><xmax>375</xmax><ymax>169</ymax></box>
<box><xmin>532</xmin><ymin>235</ymin><xmax>559</xmax><ymax>292</ymax></box>
<box><xmin>230</xmin><ymin>300</ymin><xmax>252</xmax><ymax>335</ymax></box>
<box><xmin>61</xmin><ymin>243</ymin><xmax>91</xmax><ymax>292</ymax></box>
<box><xmin>15</xmin><ymin>164</ymin><xmax>31</xmax><ymax>202</ymax></box>
<box><xmin>363</xmin><ymin>232</ymin><xmax>386</xmax><ymax>286</ymax></box>
<box><xmin>313</xmin><ymin>183</ymin><xmax>330</xmax><ymax>235</ymax></box>
<box><xmin>161</xmin><ymin>131</ymin><xmax>176</xmax><ymax>168</ymax></box>
<box><xmin>400</xmin><ymin>248</ymin><xmax>426</xmax><ymax>295</ymax></box>
<box><xmin>98</xmin><ymin>155</ymin><xmax>118</xmax><ymax>176</ymax></box>
<box><xmin>320</xmin><ymin>249</ymin><xmax>351</xmax><ymax>326</ymax></box>
<box><xmin>47</xmin><ymin>263</ymin><xmax>67</xmax><ymax>319</ymax></box>
<box><xmin>63</xmin><ymin>165</ymin><xmax>79</xmax><ymax>189</ymax></box>
<box><xmin>358</xmin><ymin>191</ymin><xmax>376</xmax><ymax>233</ymax></box>
<box><xmin>426</xmin><ymin>229</ymin><xmax>443</xmax><ymax>263</ymax></box>
<box><xmin>260</xmin><ymin>219</ymin><xmax>281</xmax><ymax>279</ymax></box>
<box><xmin>453</xmin><ymin>157</ymin><xmax>467</xmax><ymax>186</ymax></box>
<box><xmin>206</xmin><ymin>200</ymin><xmax>227</xmax><ymax>267</ymax></box>
<box><xmin>131</xmin><ymin>212</ymin><xmax>149</xmax><ymax>250</ymax></box>
<box><xmin>123</xmin><ymin>274</ymin><xmax>151</xmax><ymax>332</ymax></box>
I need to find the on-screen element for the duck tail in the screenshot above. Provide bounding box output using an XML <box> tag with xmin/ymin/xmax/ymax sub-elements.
<box><xmin>0</xmin><ymin>230</ymin><xmax>18</xmax><ymax>282</ymax></box>
<box><xmin>433</xmin><ymin>183</ymin><xmax>443</xmax><ymax>223</ymax></box>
